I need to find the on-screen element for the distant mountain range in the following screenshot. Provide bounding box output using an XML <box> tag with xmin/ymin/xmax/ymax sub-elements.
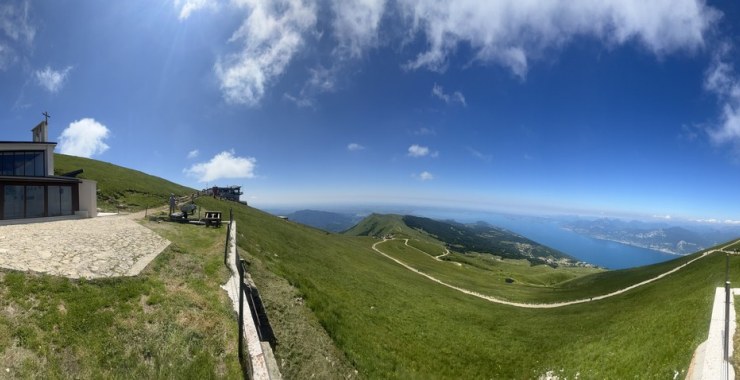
<box><xmin>563</xmin><ymin>218</ymin><xmax>740</xmax><ymax>255</ymax></box>
<box><xmin>283</xmin><ymin>209</ymin><xmax>364</xmax><ymax>233</ymax></box>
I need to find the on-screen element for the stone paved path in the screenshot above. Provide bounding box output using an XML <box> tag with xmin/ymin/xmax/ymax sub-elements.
<box><xmin>0</xmin><ymin>214</ymin><xmax>170</xmax><ymax>279</ymax></box>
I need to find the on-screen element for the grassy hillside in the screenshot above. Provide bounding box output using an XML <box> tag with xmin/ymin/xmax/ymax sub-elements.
<box><xmin>343</xmin><ymin>213</ymin><xmax>426</xmax><ymax>238</ymax></box>
<box><xmin>10</xmin><ymin>155</ymin><xmax>737</xmax><ymax>378</ymax></box>
<box><xmin>217</xmin><ymin>198</ymin><xmax>737</xmax><ymax>378</ymax></box>
<box><xmin>348</xmin><ymin>213</ymin><xmax>579</xmax><ymax>265</ymax></box>
<box><xmin>54</xmin><ymin>153</ymin><xmax>194</xmax><ymax>211</ymax></box>
<box><xmin>0</xmin><ymin>217</ymin><xmax>241</xmax><ymax>378</ymax></box>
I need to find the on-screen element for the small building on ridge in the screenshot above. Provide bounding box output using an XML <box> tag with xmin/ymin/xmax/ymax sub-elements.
<box><xmin>0</xmin><ymin>120</ymin><xmax>97</xmax><ymax>224</ymax></box>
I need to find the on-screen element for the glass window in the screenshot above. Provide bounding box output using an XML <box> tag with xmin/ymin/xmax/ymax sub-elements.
<box><xmin>48</xmin><ymin>185</ymin><xmax>61</xmax><ymax>217</ymax></box>
<box><xmin>33</xmin><ymin>152</ymin><xmax>44</xmax><ymax>176</ymax></box>
<box><xmin>23</xmin><ymin>152</ymin><xmax>34</xmax><ymax>176</ymax></box>
<box><xmin>3</xmin><ymin>185</ymin><xmax>24</xmax><ymax>219</ymax></box>
<box><xmin>0</xmin><ymin>151</ymin><xmax>45</xmax><ymax>177</ymax></box>
<box><xmin>26</xmin><ymin>186</ymin><xmax>44</xmax><ymax>218</ymax></box>
<box><xmin>0</xmin><ymin>153</ymin><xmax>12</xmax><ymax>176</ymax></box>
<box><xmin>60</xmin><ymin>186</ymin><xmax>73</xmax><ymax>215</ymax></box>
<box><xmin>12</xmin><ymin>152</ymin><xmax>24</xmax><ymax>176</ymax></box>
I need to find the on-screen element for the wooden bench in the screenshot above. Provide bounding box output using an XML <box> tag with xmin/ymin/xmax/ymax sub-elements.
<box><xmin>204</xmin><ymin>211</ymin><xmax>222</xmax><ymax>228</ymax></box>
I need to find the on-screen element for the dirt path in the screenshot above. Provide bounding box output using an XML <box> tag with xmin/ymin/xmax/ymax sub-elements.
<box><xmin>372</xmin><ymin>238</ymin><xmax>731</xmax><ymax>309</ymax></box>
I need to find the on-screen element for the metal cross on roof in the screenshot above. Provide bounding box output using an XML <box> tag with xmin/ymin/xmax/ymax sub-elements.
<box><xmin>42</xmin><ymin>111</ymin><xmax>50</xmax><ymax>125</ymax></box>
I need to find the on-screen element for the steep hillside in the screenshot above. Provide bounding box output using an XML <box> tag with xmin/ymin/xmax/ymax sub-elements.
<box><xmin>54</xmin><ymin>153</ymin><xmax>194</xmax><ymax>211</ymax></box>
<box><xmin>343</xmin><ymin>213</ymin><xmax>421</xmax><ymax>238</ymax></box>
<box><xmin>219</xmin><ymin>197</ymin><xmax>733</xmax><ymax>378</ymax></box>
<box><xmin>347</xmin><ymin>213</ymin><xmax>580</xmax><ymax>266</ymax></box>
<box><xmin>24</xmin><ymin>156</ymin><xmax>737</xmax><ymax>378</ymax></box>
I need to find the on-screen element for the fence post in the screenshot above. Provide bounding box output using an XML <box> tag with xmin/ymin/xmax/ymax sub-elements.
<box><xmin>238</xmin><ymin>257</ymin><xmax>245</xmax><ymax>370</ymax></box>
<box><xmin>224</xmin><ymin>221</ymin><xmax>231</xmax><ymax>266</ymax></box>
<box><xmin>725</xmin><ymin>280</ymin><xmax>731</xmax><ymax>362</ymax></box>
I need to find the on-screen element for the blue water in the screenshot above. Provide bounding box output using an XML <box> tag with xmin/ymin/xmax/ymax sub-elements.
<box><xmin>416</xmin><ymin>210</ymin><xmax>679</xmax><ymax>270</ymax></box>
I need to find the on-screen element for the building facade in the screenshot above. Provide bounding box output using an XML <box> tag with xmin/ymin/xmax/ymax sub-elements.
<box><xmin>0</xmin><ymin>121</ymin><xmax>97</xmax><ymax>223</ymax></box>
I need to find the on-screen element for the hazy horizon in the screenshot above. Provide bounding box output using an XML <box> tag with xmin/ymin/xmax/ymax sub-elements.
<box><xmin>2</xmin><ymin>1</ymin><xmax>740</xmax><ymax>224</ymax></box>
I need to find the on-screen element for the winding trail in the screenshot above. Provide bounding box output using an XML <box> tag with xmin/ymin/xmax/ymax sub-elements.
<box><xmin>371</xmin><ymin>238</ymin><xmax>734</xmax><ymax>309</ymax></box>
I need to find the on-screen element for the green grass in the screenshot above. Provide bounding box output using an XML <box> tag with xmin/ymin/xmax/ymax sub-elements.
<box><xmin>54</xmin><ymin>154</ymin><xmax>194</xmax><ymax>212</ymax></box>
<box><xmin>0</xmin><ymin>220</ymin><xmax>241</xmax><ymax>378</ymax></box>
<box><xmin>378</xmin><ymin>239</ymin><xmax>601</xmax><ymax>302</ymax></box>
<box><xmin>196</xmin><ymin>197</ymin><xmax>360</xmax><ymax>379</ymax></box>
<box><xmin>405</xmin><ymin>239</ymin><xmax>446</xmax><ymax>257</ymax></box>
<box><xmin>215</xmin><ymin>198</ymin><xmax>739</xmax><ymax>378</ymax></box>
<box><xmin>22</xmin><ymin>155</ymin><xmax>740</xmax><ymax>378</ymax></box>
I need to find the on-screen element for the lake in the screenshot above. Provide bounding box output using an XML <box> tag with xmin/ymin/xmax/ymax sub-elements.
<box><xmin>418</xmin><ymin>210</ymin><xmax>679</xmax><ymax>270</ymax></box>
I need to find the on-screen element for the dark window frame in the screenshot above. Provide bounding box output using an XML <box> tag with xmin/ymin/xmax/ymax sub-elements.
<box><xmin>0</xmin><ymin>150</ymin><xmax>46</xmax><ymax>177</ymax></box>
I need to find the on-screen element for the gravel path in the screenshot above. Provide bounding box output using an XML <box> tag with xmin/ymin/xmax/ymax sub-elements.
<box><xmin>0</xmin><ymin>214</ymin><xmax>170</xmax><ymax>279</ymax></box>
<box><xmin>372</xmin><ymin>238</ymin><xmax>730</xmax><ymax>309</ymax></box>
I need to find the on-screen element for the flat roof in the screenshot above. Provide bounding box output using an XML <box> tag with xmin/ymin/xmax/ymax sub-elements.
<box><xmin>0</xmin><ymin>175</ymin><xmax>80</xmax><ymax>183</ymax></box>
<box><xmin>0</xmin><ymin>141</ymin><xmax>57</xmax><ymax>145</ymax></box>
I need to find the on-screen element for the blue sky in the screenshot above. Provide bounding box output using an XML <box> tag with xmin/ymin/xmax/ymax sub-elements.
<box><xmin>2</xmin><ymin>0</ymin><xmax>740</xmax><ymax>223</ymax></box>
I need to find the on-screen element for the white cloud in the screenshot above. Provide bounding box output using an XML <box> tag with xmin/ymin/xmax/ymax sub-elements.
<box><xmin>347</xmin><ymin>143</ymin><xmax>365</xmax><ymax>151</ymax></box>
<box><xmin>704</xmin><ymin>45</ymin><xmax>740</xmax><ymax>146</ymax></box>
<box><xmin>0</xmin><ymin>0</ymin><xmax>35</xmax><ymax>71</ymax></box>
<box><xmin>184</xmin><ymin>150</ymin><xmax>257</xmax><ymax>182</ymax></box>
<box><xmin>414</xmin><ymin>171</ymin><xmax>434</xmax><ymax>181</ymax></box>
<box><xmin>175</xmin><ymin>0</ymin><xmax>218</xmax><ymax>20</ymax></box>
<box><xmin>57</xmin><ymin>118</ymin><xmax>111</xmax><ymax>158</ymax></box>
<box><xmin>399</xmin><ymin>0</ymin><xmax>719</xmax><ymax>77</ymax></box>
<box><xmin>408</xmin><ymin>144</ymin><xmax>437</xmax><ymax>158</ymax></box>
<box><xmin>35</xmin><ymin>66</ymin><xmax>72</xmax><ymax>93</ymax></box>
<box><xmin>331</xmin><ymin>0</ymin><xmax>386</xmax><ymax>59</ymax></box>
<box><xmin>408</xmin><ymin>144</ymin><xmax>428</xmax><ymax>157</ymax></box>
<box><xmin>693</xmin><ymin>218</ymin><xmax>740</xmax><ymax>225</ymax></box>
<box><xmin>431</xmin><ymin>83</ymin><xmax>466</xmax><ymax>106</ymax></box>
<box><xmin>214</xmin><ymin>0</ymin><xmax>317</xmax><ymax>107</ymax></box>
<box><xmin>187</xmin><ymin>149</ymin><xmax>200</xmax><ymax>159</ymax></box>
<box><xmin>187</xmin><ymin>0</ymin><xmax>719</xmax><ymax>106</ymax></box>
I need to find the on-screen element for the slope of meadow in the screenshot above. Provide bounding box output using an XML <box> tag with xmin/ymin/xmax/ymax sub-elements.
<box><xmin>54</xmin><ymin>153</ymin><xmax>194</xmax><ymax>211</ymax></box>
<box><xmin>8</xmin><ymin>156</ymin><xmax>734</xmax><ymax>378</ymax></box>
<box><xmin>221</xmin><ymin>199</ymin><xmax>735</xmax><ymax>378</ymax></box>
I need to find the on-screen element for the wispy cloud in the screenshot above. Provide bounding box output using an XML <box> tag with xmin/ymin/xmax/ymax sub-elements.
<box><xmin>284</xmin><ymin>65</ymin><xmax>339</xmax><ymax>108</ymax></box>
<box><xmin>413</xmin><ymin>171</ymin><xmax>434</xmax><ymax>181</ymax></box>
<box><xmin>331</xmin><ymin>0</ymin><xmax>386</xmax><ymax>59</ymax></box>
<box><xmin>175</xmin><ymin>0</ymin><xmax>218</xmax><ymax>20</ymax></box>
<box><xmin>431</xmin><ymin>83</ymin><xmax>466</xmax><ymax>106</ymax></box>
<box><xmin>413</xmin><ymin>127</ymin><xmax>436</xmax><ymax>136</ymax></box>
<box><xmin>704</xmin><ymin>44</ymin><xmax>740</xmax><ymax>148</ymax></box>
<box><xmin>186</xmin><ymin>0</ymin><xmax>719</xmax><ymax>106</ymax></box>
<box><xmin>35</xmin><ymin>65</ymin><xmax>72</xmax><ymax>93</ymax></box>
<box><xmin>58</xmin><ymin>118</ymin><xmax>111</xmax><ymax>158</ymax></box>
<box><xmin>0</xmin><ymin>0</ymin><xmax>35</xmax><ymax>70</ymax></box>
<box><xmin>214</xmin><ymin>0</ymin><xmax>317</xmax><ymax>107</ymax></box>
<box><xmin>401</xmin><ymin>1</ymin><xmax>718</xmax><ymax>77</ymax></box>
<box><xmin>347</xmin><ymin>143</ymin><xmax>365</xmax><ymax>151</ymax></box>
<box><xmin>187</xmin><ymin>149</ymin><xmax>200</xmax><ymax>159</ymax></box>
<box><xmin>467</xmin><ymin>147</ymin><xmax>492</xmax><ymax>162</ymax></box>
<box><xmin>693</xmin><ymin>218</ymin><xmax>740</xmax><ymax>225</ymax></box>
<box><xmin>408</xmin><ymin>144</ymin><xmax>438</xmax><ymax>158</ymax></box>
<box><xmin>184</xmin><ymin>150</ymin><xmax>257</xmax><ymax>182</ymax></box>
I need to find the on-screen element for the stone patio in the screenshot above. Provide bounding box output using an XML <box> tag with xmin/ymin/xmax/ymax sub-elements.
<box><xmin>0</xmin><ymin>215</ymin><xmax>170</xmax><ymax>279</ymax></box>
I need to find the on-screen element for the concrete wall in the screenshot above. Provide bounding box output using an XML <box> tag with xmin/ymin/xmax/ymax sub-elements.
<box><xmin>78</xmin><ymin>179</ymin><xmax>97</xmax><ymax>218</ymax></box>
